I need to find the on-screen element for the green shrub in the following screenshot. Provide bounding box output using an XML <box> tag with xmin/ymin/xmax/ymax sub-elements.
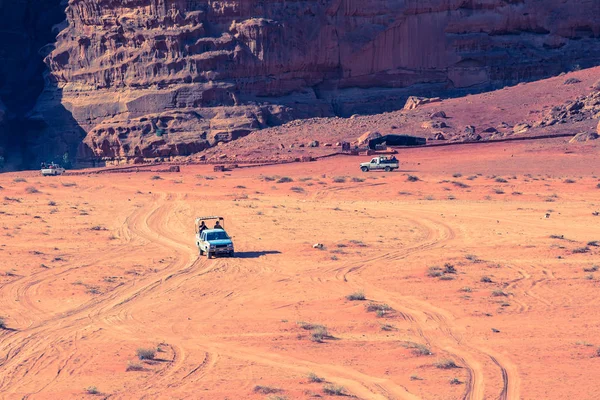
<box><xmin>85</xmin><ymin>386</ymin><xmax>99</xmax><ymax>394</ymax></box>
<box><xmin>307</xmin><ymin>372</ymin><xmax>324</xmax><ymax>383</ymax></box>
<box><xmin>323</xmin><ymin>384</ymin><xmax>346</xmax><ymax>396</ymax></box>
<box><xmin>253</xmin><ymin>385</ymin><xmax>281</xmax><ymax>394</ymax></box>
<box><xmin>346</xmin><ymin>291</ymin><xmax>366</xmax><ymax>301</ymax></box>
<box><xmin>435</xmin><ymin>359</ymin><xmax>458</xmax><ymax>369</ymax></box>
<box><xmin>136</xmin><ymin>348</ymin><xmax>156</xmax><ymax>360</ymax></box>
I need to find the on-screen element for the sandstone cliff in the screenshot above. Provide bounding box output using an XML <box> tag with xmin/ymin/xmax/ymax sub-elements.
<box><xmin>5</xmin><ymin>0</ymin><xmax>600</xmax><ymax>165</ymax></box>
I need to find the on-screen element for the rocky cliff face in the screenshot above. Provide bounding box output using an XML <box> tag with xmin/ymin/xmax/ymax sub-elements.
<box><xmin>6</xmin><ymin>0</ymin><xmax>600</xmax><ymax>165</ymax></box>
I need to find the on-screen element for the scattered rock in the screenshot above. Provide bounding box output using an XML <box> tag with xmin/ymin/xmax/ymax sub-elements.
<box><xmin>464</xmin><ymin>125</ymin><xmax>476</xmax><ymax>134</ymax></box>
<box><xmin>313</xmin><ymin>243</ymin><xmax>324</xmax><ymax>249</ymax></box>
<box><xmin>433</xmin><ymin>132</ymin><xmax>446</xmax><ymax>140</ymax></box>
<box><xmin>308</xmin><ymin>140</ymin><xmax>320</xmax><ymax>147</ymax></box>
<box><xmin>403</xmin><ymin>96</ymin><xmax>441</xmax><ymax>111</ymax></box>
<box><xmin>564</xmin><ymin>78</ymin><xmax>581</xmax><ymax>85</ymax></box>
<box><xmin>430</xmin><ymin>110</ymin><xmax>447</xmax><ymax>119</ymax></box>
<box><xmin>482</xmin><ymin>127</ymin><xmax>498</xmax><ymax>133</ymax></box>
<box><xmin>324</xmin><ymin>143</ymin><xmax>332</xmax><ymax>147</ymax></box>
<box><xmin>464</xmin><ymin>133</ymin><xmax>482</xmax><ymax>142</ymax></box>
<box><xmin>592</xmin><ymin>79</ymin><xmax>600</xmax><ymax>91</ymax></box>
<box><xmin>512</xmin><ymin>123</ymin><xmax>530</xmax><ymax>134</ymax></box>
<box><xmin>569</xmin><ymin>131</ymin><xmax>599</xmax><ymax>143</ymax></box>
<box><xmin>422</xmin><ymin>121</ymin><xmax>447</xmax><ymax>129</ymax></box>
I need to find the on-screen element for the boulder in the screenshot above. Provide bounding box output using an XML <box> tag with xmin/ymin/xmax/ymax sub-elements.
<box><xmin>354</xmin><ymin>131</ymin><xmax>382</xmax><ymax>147</ymax></box>
<box><xmin>403</xmin><ymin>96</ymin><xmax>441</xmax><ymax>111</ymax></box>
<box><xmin>430</xmin><ymin>111</ymin><xmax>447</xmax><ymax>119</ymax></box>
<box><xmin>308</xmin><ymin>140</ymin><xmax>320</xmax><ymax>147</ymax></box>
<box><xmin>433</xmin><ymin>132</ymin><xmax>446</xmax><ymax>140</ymax></box>
<box><xmin>464</xmin><ymin>125</ymin><xmax>476</xmax><ymax>134</ymax></box>
<box><xmin>483</xmin><ymin>127</ymin><xmax>498</xmax><ymax>133</ymax></box>
<box><xmin>569</xmin><ymin>131</ymin><xmax>599</xmax><ymax>143</ymax></box>
<box><xmin>513</xmin><ymin>123</ymin><xmax>531</xmax><ymax>134</ymax></box>
<box><xmin>422</xmin><ymin>121</ymin><xmax>447</xmax><ymax>129</ymax></box>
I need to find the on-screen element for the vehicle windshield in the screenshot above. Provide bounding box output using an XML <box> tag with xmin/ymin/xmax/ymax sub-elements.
<box><xmin>206</xmin><ymin>231</ymin><xmax>229</xmax><ymax>240</ymax></box>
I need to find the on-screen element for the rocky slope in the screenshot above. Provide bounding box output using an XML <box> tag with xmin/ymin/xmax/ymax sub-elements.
<box><xmin>4</xmin><ymin>0</ymin><xmax>600</xmax><ymax>166</ymax></box>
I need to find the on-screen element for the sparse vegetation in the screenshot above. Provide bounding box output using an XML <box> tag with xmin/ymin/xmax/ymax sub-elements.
<box><xmin>407</xmin><ymin>175</ymin><xmax>420</xmax><ymax>182</ymax></box>
<box><xmin>449</xmin><ymin>377</ymin><xmax>462</xmax><ymax>385</ymax></box>
<box><xmin>403</xmin><ymin>342</ymin><xmax>432</xmax><ymax>356</ymax></box>
<box><xmin>253</xmin><ymin>385</ymin><xmax>282</xmax><ymax>394</ymax></box>
<box><xmin>0</xmin><ymin>317</ymin><xmax>6</xmax><ymax>329</ymax></box>
<box><xmin>323</xmin><ymin>384</ymin><xmax>346</xmax><ymax>396</ymax></box>
<box><xmin>427</xmin><ymin>266</ymin><xmax>443</xmax><ymax>277</ymax></box>
<box><xmin>435</xmin><ymin>359</ymin><xmax>458</xmax><ymax>369</ymax></box>
<box><xmin>583</xmin><ymin>265</ymin><xmax>599</xmax><ymax>272</ymax></box>
<box><xmin>332</xmin><ymin>176</ymin><xmax>346</xmax><ymax>183</ymax></box>
<box><xmin>13</xmin><ymin>177</ymin><xmax>27</xmax><ymax>183</ymax></box>
<box><xmin>480</xmin><ymin>276</ymin><xmax>493</xmax><ymax>283</ymax></box>
<box><xmin>366</xmin><ymin>302</ymin><xmax>393</xmax><ymax>317</ymax></box>
<box><xmin>85</xmin><ymin>386</ymin><xmax>99</xmax><ymax>395</ymax></box>
<box><xmin>277</xmin><ymin>177</ymin><xmax>293</xmax><ymax>183</ymax></box>
<box><xmin>346</xmin><ymin>291</ymin><xmax>366</xmax><ymax>301</ymax></box>
<box><xmin>351</xmin><ymin>177</ymin><xmax>365</xmax><ymax>183</ymax></box>
<box><xmin>290</xmin><ymin>186</ymin><xmax>305</xmax><ymax>193</ymax></box>
<box><xmin>564</xmin><ymin>179</ymin><xmax>576</xmax><ymax>184</ymax></box>
<box><xmin>572</xmin><ymin>247</ymin><xmax>590</xmax><ymax>254</ymax></box>
<box><xmin>136</xmin><ymin>348</ymin><xmax>156</xmax><ymax>360</ymax></box>
<box><xmin>493</xmin><ymin>188</ymin><xmax>505</xmax><ymax>194</ymax></box>
<box><xmin>460</xmin><ymin>287</ymin><xmax>472</xmax><ymax>292</ymax></box>
<box><xmin>25</xmin><ymin>186</ymin><xmax>40</xmax><ymax>194</ymax></box>
<box><xmin>495</xmin><ymin>177</ymin><xmax>508</xmax><ymax>183</ymax></box>
<box><xmin>381</xmin><ymin>323</ymin><xmax>396</xmax><ymax>331</ymax></box>
<box><xmin>62</xmin><ymin>182</ymin><xmax>77</xmax><ymax>187</ymax></box>
<box><xmin>308</xmin><ymin>372</ymin><xmax>324</xmax><ymax>383</ymax></box>
<box><xmin>410</xmin><ymin>374</ymin><xmax>422</xmax><ymax>381</ymax></box>
<box><xmin>452</xmin><ymin>173</ymin><xmax>462</xmax><ymax>178</ymax></box>
<box><xmin>465</xmin><ymin>254</ymin><xmax>480</xmax><ymax>262</ymax></box>
<box><xmin>444</xmin><ymin>263</ymin><xmax>456</xmax><ymax>274</ymax></box>
<box><xmin>126</xmin><ymin>361</ymin><xmax>144</xmax><ymax>371</ymax></box>
<box><xmin>452</xmin><ymin>181</ymin><xmax>469</xmax><ymax>188</ymax></box>
<box><xmin>587</xmin><ymin>241</ymin><xmax>599</xmax><ymax>247</ymax></box>
<box><xmin>48</xmin><ymin>201</ymin><xmax>57</xmax><ymax>206</ymax></box>
<box><xmin>150</xmin><ymin>175</ymin><xmax>162</xmax><ymax>180</ymax></box>
<box><xmin>492</xmin><ymin>290</ymin><xmax>508</xmax><ymax>297</ymax></box>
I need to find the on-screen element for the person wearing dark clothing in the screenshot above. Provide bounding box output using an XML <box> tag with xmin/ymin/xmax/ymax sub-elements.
<box><xmin>214</xmin><ymin>221</ymin><xmax>223</xmax><ymax>230</ymax></box>
<box><xmin>198</xmin><ymin>221</ymin><xmax>207</xmax><ymax>234</ymax></box>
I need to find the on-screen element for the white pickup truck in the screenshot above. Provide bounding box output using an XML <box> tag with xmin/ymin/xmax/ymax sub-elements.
<box><xmin>360</xmin><ymin>156</ymin><xmax>399</xmax><ymax>172</ymax></box>
<box><xmin>41</xmin><ymin>164</ymin><xmax>65</xmax><ymax>176</ymax></box>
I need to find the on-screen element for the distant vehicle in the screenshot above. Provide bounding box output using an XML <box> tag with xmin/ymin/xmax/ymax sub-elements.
<box><xmin>195</xmin><ymin>216</ymin><xmax>234</xmax><ymax>258</ymax></box>
<box><xmin>360</xmin><ymin>156</ymin><xmax>399</xmax><ymax>172</ymax></box>
<box><xmin>41</xmin><ymin>163</ymin><xmax>65</xmax><ymax>176</ymax></box>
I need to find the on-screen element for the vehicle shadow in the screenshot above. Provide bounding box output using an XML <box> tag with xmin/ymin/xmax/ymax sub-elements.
<box><xmin>235</xmin><ymin>251</ymin><xmax>281</xmax><ymax>258</ymax></box>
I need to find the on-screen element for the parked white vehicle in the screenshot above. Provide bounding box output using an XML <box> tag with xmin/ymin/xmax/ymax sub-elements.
<box><xmin>41</xmin><ymin>163</ymin><xmax>65</xmax><ymax>176</ymax></box>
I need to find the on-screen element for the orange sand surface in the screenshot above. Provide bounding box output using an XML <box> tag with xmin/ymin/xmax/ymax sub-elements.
<box><xmin>1</xmin><ymin>138</ymin><xmax>599</xmax><ymax>399</ymax></box>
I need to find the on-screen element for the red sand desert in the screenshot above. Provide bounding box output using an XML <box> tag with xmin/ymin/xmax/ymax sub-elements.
<box><xmin>1</xmin><ymin>137</ymin><xmax>599</xmax><ymax>399</ymax></box>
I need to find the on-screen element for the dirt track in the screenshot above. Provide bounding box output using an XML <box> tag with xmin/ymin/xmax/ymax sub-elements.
<box><xmin>0</xmin><ymin>138</ymin><xmax>599</xmax><ymax>399</ymax></box>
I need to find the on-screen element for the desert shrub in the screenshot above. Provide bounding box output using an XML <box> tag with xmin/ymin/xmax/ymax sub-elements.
<box><xmin>449</xmin><ymin>377</ymin><xmax>462</xmax><ymax>385</ymax></box>
<box><xmin>25</xmin><ymin>186</ymin><xmax>39</xmax><ymax>194</ymax></box>
<box><xmin>480</xmin><ymin>276</ymin><xmax>493</xmax><ymax>283</ymax></box>
<box><xmin>452</xmin><ymin>181</ymin><xmax>469</xmax><ymax>188</ymax></box>
<box><xmin>126</xmin><ymin>361</ymin><xmax>144</xmax><ymax>371</ymax></box>
<box><xmin>48</xmin><ymin>200</ymin><xmax>57</xmax><ymax>206</ymax></box>
<box><xmin>323</xmin><ymin>384</ymin><xmax>346</xmax><ymax>396</ymax></box>
<box><xmin>439</xmin><ymin>275</ymin><xmax>454</xmax><ymax>281</ymax></box>
<box><xmin>310</xmin><ymin>326</ymin><xmax>329</xmax><ymax>342</ymax></box>
<box><xmin>492</xmin><ymin>290</ymin><xmax>508</xmax><ymax>297</ymax></box>
<box><xmin>512</xmin><ymin>191</ymin><xmax>522</xmax><ymax>195</ymax></box>
<box><xmin>596</xmin><ymin>183</ymin><xmax>600</xmax><ymax>189</ymax></box>
<box><xmin>596</xmin><ymin>347</ymin><xmax>600</xmax><ymax>358</ymax></box>
<box><xmin>583</xmin><ymin>265</ymin><xmax>599</xmax><ymax>272</ymax></box>
<box><xmin>572</xmin><ymin>247</ymin><xmax>590</xmax><ymax>254</ymax></box>
<box><xmin>381</xmin><ymin>324</ymin><xmax>395</xmax><ymax>331</ymax></box>
<box><xmin>277</xmin><ymin>177</ymin><xmax>293</xmax><ymax>183</ymax></box>
<box><xmin>85</xmin><ymin>386</ymin><xmax>99</xmax><ymax>394</ymax></box>
<box><xmin>0</xmin><ymin>317</ymin><xmax>6</xmax><ymax>329</ymax></box>
<box><xmin>366</xmin><ymin>303</ymin><xmax>393</xmax><ymax>318</ymax></box>
<box><xmin>254</xmin><ymin>385</ymin><xmax>281</xmax><ymax>394</ymax></box>
<box><xmin>427</xmin><ymin>266</ymin><xmax>443</xmax><ymax>278</ymax></box>
<box><xmin>351</xmin><ymin>177</ymin><xmax>365</xmax><ymax>183</ymax></box>
<box><xmin>346</xmin><ymin>291</ymin><xmax>366</xmax><ymax>301</ymax></box>
<box><xmin>307</xmin><ymin>372</ymin><xmax>324</xmax><ymax>383</ymax></box>
<box><xmin>444</xmin><ymin>263</ymin><xmax>456</xmax><ymax>274</ymax></box>
<box><xmin>424</xmin><ymin>195</ymin><xmax>435</xmax><ymax>200</ymax></box>
<box><xmin>585</xmin><ymin>274</ymin><xmax>594</xmax><ymax>280</ymax></box>
<box><xmin>267</xmin><ymin>396</ymin><xmax>288</xmax><ymax>400</ymax></box>
<box><xmin>495</xmin><ymin>177</ymin><xmax>508</xmax><ymax>183</ymax></box>
<box><xmin>349</xmin><ymin>240</ymin><xmax>367</xmax><ymax>247</ymax></box>
<box><xmin>332</xmin><ymin>176</ymin><xmax>346</xmax><ymax>183</ymax></box>
<box><xmin>136</xmin><ymin>348</ymin><xmax>156</xmax><ymax>360</ymax></box>
<box><xmin>452</xmin><ymin>173</ymin><xmax>462</xmax><ymax>178</ymax></box>
<box><xmin>90</xmin><ymin>225</ymin><xmax>106</xmax><ymax>231</ymax></box>
<box><xmin>150</xmin><ymin>175</ymin><xmax>162</xmax><ymax>180</ymax></box>
<box><xmin>587</xmin><ymin>241</ymin><xmax>599</xmax><ymax>247</ymax></box>
<box><xmin>398</xmin><ymin>191</ymin><xmax>412</xmax><ymax>196</ymax></box>
<box><xmin>460</xmin><ymin>287</ymin><xmax>472</xmax><ymax>292</ymax></box>
<box><xmin>235</xmin><ymin>185</ymin><xmax>246</xmax><ymax>189</ymax></box>
<box><xmin>13</xmin><ymin>178</ymin><xmax>27</xmax><ymax>183</ymax></box>
<box><xmin>290</xmin><ymin>186</ymin><xmax>305</xmax><ymax>193</ymax></box>
<box><xmin>564</xmin><ymin>179</ymin><xmax>576</xmax><ymax>184</ymax></box>
<box><xmin>493</xmin><ymin>188</ymin><xmax>505</xmax><ymax>194</ymax></box>
<box><xmin>406</xmin><ymin>175</ymin><xmax>419</xmax><ymax>182</ymax></box>
<box><xmin>466</xmin><ymin>175</ymin><xmax>478</xmax><ymax>180</ymax></box>
<box><xmin>549</xmin><ymin>234</ymin><xmax>565</xmax><ymax>239</ymax></box>
<box><xmin>465</xmin><ymin>254</ymin><xmax>480</xmax><ymax>262</ymax></box>
<box><xmin>403</xmin><ymin>342</ymin><xmax>432</xmax><ymax>356</ymax></box>
<box><xmin>62</xmin><ymin>182</ymin><xmax>77</xmax><ymax>187</ymax></box>
<box><xmin>410</xmin><ymin>374</ymin><xmax>422</xmax><ymax>381</ymax></box>
<box><xmin>435</xmin><ymin>359</ymin><xmax>458</xmax><ymax>369</ymax></box>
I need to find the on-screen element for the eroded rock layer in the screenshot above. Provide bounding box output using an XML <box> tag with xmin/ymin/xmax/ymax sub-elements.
<box><xmin>30</xmin><ymin>0</ymin><xmax>600</xmax><ymax>162</ymax></box>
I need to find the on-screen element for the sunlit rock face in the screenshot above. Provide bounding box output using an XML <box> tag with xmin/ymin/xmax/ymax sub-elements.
<box><xmin>30</xmin><ymin>0</ymin><xmax>600</xmax><ymax>161</ymax></box>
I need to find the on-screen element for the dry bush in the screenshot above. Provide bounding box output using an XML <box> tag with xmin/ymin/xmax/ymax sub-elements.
<box><xmin>323</xmin><ymin>384</ymin><xmax>346</xmax><ymax>396</ymax></box>
<box><xmin>346</xmin><ymin>291</ymin><xmax>366</xmax><ymax>301</ymax></box>
<box><xmin>253</xmin><ymin>385</ymin><xmax>281</xmax><ymax>394</ymax></box>
<box><xmin>136</xmin><ymin>348</ymin><xmax>156</xmax><ymax>360</ymax></box>
<box><xmin>435</xmin><ymin>359</ymin><xmax>458</xmax><ymax>369</ymax></box>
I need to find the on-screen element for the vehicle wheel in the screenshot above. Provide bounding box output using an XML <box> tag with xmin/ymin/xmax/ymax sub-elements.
<box><xmin>206</xmin><ymin>252</ymin><xmax>211</xmax><ymax>259</ymax></box>
<box><xmin>229</xmin><ymin>251</ymin><xmax>234</xmax><ymax>257</ymax></box>
<box><xmin>199</xmin><ymin>248</ymin><xmax>204</xmax><ymax>256</ymax></box>
<box><xmin>361</xmin><ymin>166</ymin><xmax>368</xmax><ymax>172</ymax></box>
<box><xmin>384</xmin><ymin>166</ymin><xmax>391</xmax><ymax>172</ymax></box>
